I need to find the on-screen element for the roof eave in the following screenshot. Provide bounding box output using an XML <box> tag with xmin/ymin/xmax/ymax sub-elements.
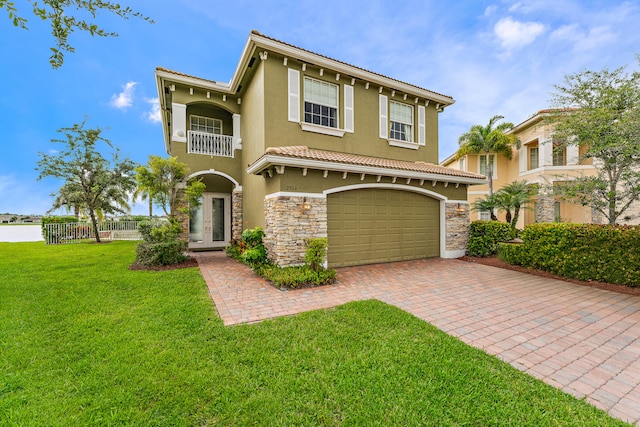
<box><xmin>247</xmin><ymin>155</ymin><xmax>486</xmax><ymax>185</ymax></box>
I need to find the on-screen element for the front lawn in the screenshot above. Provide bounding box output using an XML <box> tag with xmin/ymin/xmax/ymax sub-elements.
<box><xmin>0</xmin><ymin>241</ymin><xmax>629</xmax><ymax>426</ymax></box>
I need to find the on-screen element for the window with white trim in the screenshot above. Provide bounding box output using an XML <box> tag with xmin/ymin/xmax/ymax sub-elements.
<box><xmin>389</xmin><ymin>101</ymin><xmax>414</xmax><ymax>142</ymax></box>
<box><xmin>304</xmin><ymin>77</ymin><xmax>338</xmax><ymax>128</ymax></box>
<box><xmin>479</xmin><ymin>210</ymin><xmax>491</xmax><ymax>220</ymax></box>
<box><xmin>552</xmin><ymin>141</ymin><xmax>566</xmax><ymax>166</ymax></box>
<box><xmin>479</xmin><ymin>154</ymin><xmax>496</xmax><ymax>178</ymax></box>
<box><xmin>529</xmin><ymin>146</ymin><xmax>539</xmax><ymax>170</ymax></box>
<box><xmin>459</xmin><ymin>157</ymin><xmax>466</xmax><ymax>171</ymax></box>
<box><xmin>190</xmin><ymin>115</ymin><xmax>222</xmax><ymax>134</ymax></box>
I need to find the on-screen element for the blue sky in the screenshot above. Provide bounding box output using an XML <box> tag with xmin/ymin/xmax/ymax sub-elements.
<box><xmin>1</xmin><ymin>0</ymin><xmax>639</xmax><ymax>215</ymax></box>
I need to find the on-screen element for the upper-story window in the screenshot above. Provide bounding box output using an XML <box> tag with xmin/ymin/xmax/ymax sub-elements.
<box><xmin>304</xmin><ymin>77</ymin><xmax>338</xmax><ymax>128</ymax></box>
<box><xmin>191</xmin><ymin>115</ymin><xmax>222</xmax><ymax>134</ymax></box>
<box><xmin>553</xmin><ymin>141</ymin><xmax>566</xmax><ymax>166</ymax></box>
<box><xmin>529</xmin><ymin>146</ymin><xmax>539</xmax><ymax>170</ymax></box>
<box><xmin>379</xmin><ymin>95</ymin><xmax>425</xmax><ymax>149</ymax></box>
<box><xmin>459</xmin><ymin>157</ymin><xmax>466</xmax><ymax>171</ymax></box>
<box><xmin>389</xmin><ymin>101</ymin><xmax>414</xmax><ymax>142</ymax></box>
<box><xmin>479</xmin><ymin>154</ymin><xmax>496</xmax><ymax>178</ymax></box>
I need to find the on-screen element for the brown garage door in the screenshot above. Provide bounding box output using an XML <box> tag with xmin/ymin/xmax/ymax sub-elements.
<box><xmin>327</xmin><ymin>189</ymin><xmax>440</xmax><ymax>267</ymax></box>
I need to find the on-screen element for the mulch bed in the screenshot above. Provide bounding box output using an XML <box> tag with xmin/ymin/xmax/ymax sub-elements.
<box><xmin>459</xmin><ymin>255</ymin><xmax>640</xmax><ymax>297</ymax></box>
<box><xmin>129</xmin><ymin>257</ymin><xmax>199</xmax><ymax>271</ymax></box>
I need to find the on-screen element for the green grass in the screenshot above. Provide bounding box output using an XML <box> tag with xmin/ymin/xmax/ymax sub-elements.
<box><xmin>0</xmin><ymin>241</ymin><xmax>630</xmax><ymax>426</ymax></box>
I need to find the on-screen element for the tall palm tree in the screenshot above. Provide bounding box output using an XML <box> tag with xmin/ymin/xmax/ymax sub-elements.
<box><xmin>456</xmin><ymin>115</ymin><xmax>521</xmax><ymax>196</ymax></box>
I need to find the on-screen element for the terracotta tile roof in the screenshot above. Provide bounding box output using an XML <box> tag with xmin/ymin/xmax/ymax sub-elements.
<box><xmin>155</xmin><ymin>66</ymin><xmax>219</xmax><ymax>85</ymax></box>
<box><xmin>251</xmin><ymin>30</ymin><xmax>453</xmax><ymax>102</ymax></box>
<box><xmin>256</xmin><ymin>146</ymin><xmax>484</xmax><ymax>180</ymax></box>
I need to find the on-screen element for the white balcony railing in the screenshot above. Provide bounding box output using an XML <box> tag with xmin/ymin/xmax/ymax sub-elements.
<box><xmin>187</xmin><ymin>131</ymin><xmax>234</xmax><ymax>157</ymax></box>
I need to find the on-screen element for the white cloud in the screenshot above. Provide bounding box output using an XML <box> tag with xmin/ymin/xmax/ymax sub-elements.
<box><xmin>494</xmin><ymin>17</ymin><xmax>546</xmax><ymax>51</ymax></box>
<box><xmin>551</xmin><ymin>24</ymin><xmax>617</xmax><ymax>52</ymax></box>
<box><xmin>109</xmin><ymin>81</ymin><xmax>138</xmax><ymax>109</ymax></box>
<box><xmin>484</xmin><ymin>5</ymin><xmax>498</xmax><ymax>16</ymax></box>
<box><xmin>144</xmin><ymin>97</ymin><xmax>162</xmax><ymax>123</ymax></box>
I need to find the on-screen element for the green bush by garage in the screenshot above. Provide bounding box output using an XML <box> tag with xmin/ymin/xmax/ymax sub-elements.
<box><xmin>498</xmin><ymin>223</ymin><xmax>640</xmax><ymax>287</ymax></box>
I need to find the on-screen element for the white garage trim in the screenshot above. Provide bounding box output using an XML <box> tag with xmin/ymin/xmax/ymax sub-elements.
<box><xmin>323</xmin><ymin>183</ymin><xmax>447</xmax><ymax>199</ymax></box>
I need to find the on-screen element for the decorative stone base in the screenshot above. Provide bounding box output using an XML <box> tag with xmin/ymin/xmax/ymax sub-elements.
<box><xmin>445</xmin><ymin>202</ymin><xmax>469</xmax><ymax>252</ymax></box>
<box><xmin>263</xmin><ymin>195</ymin><xmax>327</xmax><ymax>267</ymax></box>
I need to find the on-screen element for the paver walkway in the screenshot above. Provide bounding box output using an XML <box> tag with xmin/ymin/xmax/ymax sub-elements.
<box><xmin>195</xmin><ymin>251</ymin><xmax>640</xmax><ymax>425</ymax></box>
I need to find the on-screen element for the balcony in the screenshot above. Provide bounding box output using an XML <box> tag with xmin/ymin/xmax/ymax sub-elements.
<box><xmin>188</xmin><ymin>131</ymin><xmax>234</xmax><ymax>157</ymax></box>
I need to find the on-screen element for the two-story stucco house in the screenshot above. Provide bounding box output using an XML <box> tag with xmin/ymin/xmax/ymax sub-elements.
<box><xmin>442</xmin><ymin>109</ymin><xmax>603</xmax><ymax>227</ymax></box>
<box><xmin>155</xmin><ymin>30</ymin><xmax>485</xmax><ymax>267</ymax></box>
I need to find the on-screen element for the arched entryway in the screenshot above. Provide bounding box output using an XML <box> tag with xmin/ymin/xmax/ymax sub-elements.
<box><xmin>187</xmin><ymin>171</ymin><xmax>241</xmax><ymax>250</ymax></box>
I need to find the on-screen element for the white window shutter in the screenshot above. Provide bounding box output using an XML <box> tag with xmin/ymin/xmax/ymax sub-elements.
<box><xmin>171</xmin><ymin>103</ymin><xmax>187</xmax><ymax>142</ymax></box>
<box><xmin>288</xmin><ymin>68</ymin><xmax>300</xmax><ymax>123</ymax></box>
<box><xmin>379</xmin><ymin>94</ymin><xmax>388</xmax><ymax>139</ymax></box>
<box><xmin>519</xmin><ymin>146</ymin><xmax>526</xmax><ymax>172</ymax></box>
<box><xmin>567</xmin><ymin>145</ymin><xmax>579</xmax><ymax>165</ymax></box>
<box><xmin>418</xmin><ymin>105</ymin><xmax>426</xmax><ymax>146</ymax></box>
<box><xmin>344</xmin><ymin>84</ymin><xmax>354</xmax><ymax>132</ymax></box>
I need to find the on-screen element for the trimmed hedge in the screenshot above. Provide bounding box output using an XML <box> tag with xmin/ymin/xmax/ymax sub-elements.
<box><xmin>467</xmin><ymin>221</ymin><xmax>512</xmax><ymax>257</ymax></box>
<box><xmin>498</xmin><ymin>223</ymin><xmax>640</xmax><ymax>287</ymax></box>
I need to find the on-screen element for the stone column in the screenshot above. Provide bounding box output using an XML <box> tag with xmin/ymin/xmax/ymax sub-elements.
<box><xmin>232</xmin><ymin>189</ymin><xmax>243</xmax><ymax>241</ymax></box>
<box><xmin>536</xmin><ymin>193</ymin><xmax>555</xmax><ymax>223</ymax></box>
<box><xmin>263</xmin><ymin>195</ymin><xmax>327</xmax><ymax>267</ymax></box>
<box><xmin>445</xmin><ymin>202</ymin><xmax>470</xmax><ymax>254</ymax></box>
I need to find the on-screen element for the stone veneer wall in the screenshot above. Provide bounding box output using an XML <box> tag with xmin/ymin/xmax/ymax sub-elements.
<box><xmin>263</xmin><ymin>195</ymin><xmax>327</xmax><ymax>266</ymax></box>
<box><xmin>232</xmin><ymin>190</ymin><xmax>243</xmax><ymax>241</ymax></box>
<box><xmin>445</xmin><ymin>202</ymin><xmax>469</xmax><ymax>252</ymax></box>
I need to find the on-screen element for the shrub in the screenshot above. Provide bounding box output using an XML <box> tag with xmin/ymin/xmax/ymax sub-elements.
<box><xmin>304</xmin><ymin>237</ymin><xmax>328</xmax><ymax>271</ymax></box>
<box><xmin>499</xmin><ymin>223</ymin><xmax>640</xmax><ymax>287</ymax></box>
<box><xmin>138</xmin><ymin>220</ymin><xmax>179</xmax><ymax>243</ymax></box>
<box><xmin>135</xmin><ymin>240</ymin><xmax>188</xmax><ymax>266</ymax></box>
<box><xmin>260</xmin><ymin>265</ymin><xmax>337</xmax><ymax>290</ymax></box>
<box><xmin>227</xmin><ymin>227</ymin><xmax>268</xmax><ymax>267</ymax></box>
<box><xmin>467</xmin><ymin>221</ymin><xmax>512</xmax><ymax>257</ymax></box>
<box><xmin>226</xmin><ymin>229</ymin><xmax>336</xmax><ymax>289</ymax></box>
<box><xmin>134</xmin><ymin>220</ymin><xmax>188</xmax><ymax>266</ymax></box>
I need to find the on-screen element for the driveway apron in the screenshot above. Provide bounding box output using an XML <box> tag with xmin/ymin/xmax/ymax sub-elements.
<box><xmin>195</xmin><ymin>251</ymin><xmax>640</xmax><ymax>425</ymax></box>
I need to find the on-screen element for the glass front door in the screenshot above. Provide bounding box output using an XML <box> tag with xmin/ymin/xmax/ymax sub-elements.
<box><xmin>189</xmin><ymin>192</ymin><xmax>231</xmax><ymax>249</ymax></box>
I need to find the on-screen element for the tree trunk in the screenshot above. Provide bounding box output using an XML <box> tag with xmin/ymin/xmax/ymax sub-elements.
<box><xmin>486</xmin><ymin>155</ymin><xmax>494</xmax><ymax>195</ymax></box>
<box><xmin>148</xmin><ymin>195</ymin><xmax>153</xmax><ymax>220</ymax></box>
<box><xmin>90</xmin><ymin>210</ymin><xmax>101</xmax><ymax>243</ymax></box>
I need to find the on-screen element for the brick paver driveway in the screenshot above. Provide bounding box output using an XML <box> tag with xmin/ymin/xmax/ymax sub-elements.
<box><xmin>195</xmin><ymin>252</ymin><xmax>640</xmax><ymax>425</ymax></box>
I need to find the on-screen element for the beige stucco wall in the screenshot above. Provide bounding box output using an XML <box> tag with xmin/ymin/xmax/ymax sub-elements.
<box><xmin>446</xmin><ymin>118</ymin><xmax>602</xmax><ymax>227</ymax></box>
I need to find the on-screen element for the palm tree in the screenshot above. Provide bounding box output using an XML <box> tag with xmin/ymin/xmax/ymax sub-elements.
<box><xmin>456</xmin><ymin>115</ymin><xmax>521</xmax><ymax>196</ymax></box>
<box><xmin>470</xmin><ymin>194</ymin><xmax>500</xmax><ymax>221</ymax></box>
<box><xmin>496</xmin><ymin>180</ymin><xmax>535</xmax><ymax>227</ymax></box>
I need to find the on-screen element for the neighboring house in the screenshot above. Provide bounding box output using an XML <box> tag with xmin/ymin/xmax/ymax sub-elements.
<box><xmin>442</xmin><ymin>109</ymin><xmax>604</xmax><ymax>227</ymax></box>
<box><xmin>155</xmin><ymin>30</ymin><xmax>485</xmax><ymax>268</ymax></box>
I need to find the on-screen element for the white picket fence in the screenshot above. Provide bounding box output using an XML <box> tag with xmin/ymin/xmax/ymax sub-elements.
<box><xmin>43</xmin><ymin>221</ymin><xmax>142</xmax><ymax>244</ymax></box>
